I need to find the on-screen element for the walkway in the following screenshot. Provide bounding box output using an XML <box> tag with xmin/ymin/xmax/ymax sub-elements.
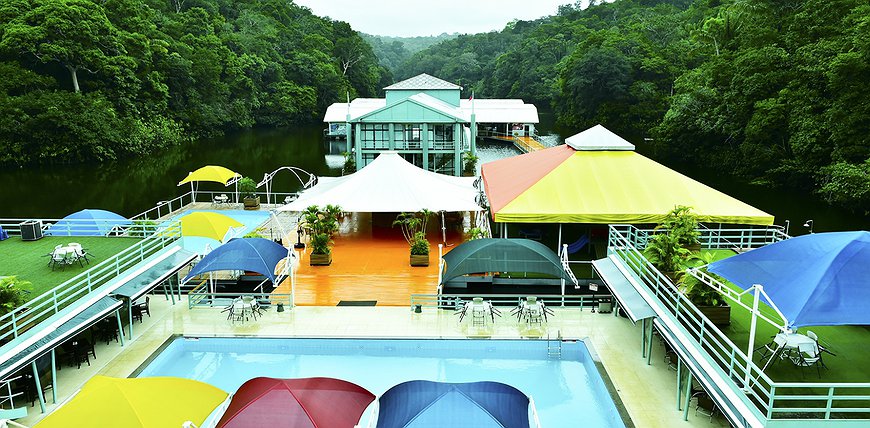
<box><xmin>489</xmin><ymin>135</ymin><xmax>547</xmax><ymax>153</ymax></box>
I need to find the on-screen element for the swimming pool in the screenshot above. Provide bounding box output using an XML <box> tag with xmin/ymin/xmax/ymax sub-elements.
<box><xmin>137</xmin><ymin>337</ymin><xmax>627</xmax><ymax>427</ymax></box>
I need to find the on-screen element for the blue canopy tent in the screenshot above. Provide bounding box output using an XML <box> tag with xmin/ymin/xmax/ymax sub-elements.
<box><xmin>376</xmin><ymin>381</ymin><xmax>532</xmax><ymax>428</ymax></box>
<box><xmin>707</xmin><ymin>231</ymin><xmax>870</xmax><ymax>329</ymax></box>
<box><xmin>705</xmin><ymin>231</ymin><xmax>870</xmax><ymax>375</ymax></box>
<box><xmin>47</xmin><ymin>209</ymin><xmax>130</xmax><ymax>236</ymax></box>
<box><xmin>184</xmin><ymin>238</ymin><xmax>290</xmax><ymax>295</ymax></box>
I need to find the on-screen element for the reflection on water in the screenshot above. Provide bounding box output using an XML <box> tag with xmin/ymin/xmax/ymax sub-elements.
<box><xmin>0</xmin><ymin>119</ymin><xmax>865</xmax><ymax>232</ymax></box>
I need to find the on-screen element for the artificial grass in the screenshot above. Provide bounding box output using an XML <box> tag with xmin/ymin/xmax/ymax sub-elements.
<box><xmin>0</xmin><ymin>236</ymin><xmax>141</xmax><ymax>300</ymax></box>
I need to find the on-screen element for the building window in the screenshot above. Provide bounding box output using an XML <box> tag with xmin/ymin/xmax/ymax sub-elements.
<box><xmin>429</xmin><ymin>153</ymin><xmax>456</xmax><ymax>175</ymax></box>
<box><xmin>360</xmin><ymin>124</ymin><xmax>389</xmax><ymax>149</ymax></box>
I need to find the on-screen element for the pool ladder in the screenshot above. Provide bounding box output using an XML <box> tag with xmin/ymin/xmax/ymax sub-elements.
<box><xmin>547</xmin><ymin>330</ymin><xmax>562</xmax><ymax>359</ymax></box>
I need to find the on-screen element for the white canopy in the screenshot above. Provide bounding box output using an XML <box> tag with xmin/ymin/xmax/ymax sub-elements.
<box><xmin>278</xmin><ymin>152</ymin><xmax>483</xmax><ymax>212</ymax></box>
<box><xmin>565</xmin><ymin>124</ymin><xmax>635</xmax><ymax>151</ymax></box>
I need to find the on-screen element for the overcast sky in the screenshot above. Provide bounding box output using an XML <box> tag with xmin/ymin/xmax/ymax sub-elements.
<box><xmin>295</xmin><ymin>0</ymin><xmax>581</xmax><ymax>37</ymax></box>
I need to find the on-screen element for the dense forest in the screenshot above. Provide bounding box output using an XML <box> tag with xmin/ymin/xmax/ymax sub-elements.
<box><xmin>391</xmin><ymin>0</ymin><xmax>869</xmax><ymax>212</ymax></box>
<box><xmin>0</xmin><ymin>0</ymin><xmax>387</xmax><ymax>165</ymax></box>
<box><xmin>361</xmin><ymin>33</ymin><xmax>457</xmax><ymax>75</ymax></box>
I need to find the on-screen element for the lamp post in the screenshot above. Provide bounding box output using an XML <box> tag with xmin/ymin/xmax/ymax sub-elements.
<box><xmin>294</xmin><ymin>216</ymin><xmax>306</xmax><ymax>249</ymax></box>
<box><xmin>803</xmin><ymin>219</ymin><xmax>814</xmax><ymax>234</ymax></box>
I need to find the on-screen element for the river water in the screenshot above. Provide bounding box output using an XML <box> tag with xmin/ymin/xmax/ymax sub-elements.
<box><xmin>0</xmin><ymin>121</ymin><xmax>865</xmax><ymax>233</ymax></box>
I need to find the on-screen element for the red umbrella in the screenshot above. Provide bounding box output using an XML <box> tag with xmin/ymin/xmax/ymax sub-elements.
<box><xmin>216</xmin><ymin>377</ymin><xmax>375</xmax><ymax>428</ymax></box>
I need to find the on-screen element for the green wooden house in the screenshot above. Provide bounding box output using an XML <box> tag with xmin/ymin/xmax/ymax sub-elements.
<box><xmin>324</xmin><ymin>74</ymin><xmax>538</xmax><ymax>176</ymax></box>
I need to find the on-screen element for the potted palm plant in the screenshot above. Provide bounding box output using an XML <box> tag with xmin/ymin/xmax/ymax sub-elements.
<box><xmin>302</xmin><ymin>205</ymin><xmax>340</xmax><ymax>266</ymax></box>
<box><xmin>394</xmin><ymin>210</ymin><xmax>432</xmax><ymax>267</ymax></box>
<box><xmin>661</xmin><ymin>205</ymin><xmax>701</xmax><ymax>251</ymax></box>
<box><xmin>0</xmin><ymin>276</ymin><xmax>31</xmax><ymax>316</ymax></box>
<box><xmin>238</xmin><ymin>177</ymin><xmax>260</xmax><ymax>210</ymax></box>
<box><xmin>680</xmin><ymin>252</ymin><xmax>731</xmax><ymax>326</ymax></box>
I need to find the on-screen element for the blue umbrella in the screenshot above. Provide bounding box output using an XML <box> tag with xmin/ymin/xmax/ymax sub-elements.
<box><xmin>376</xmin><ymin>381</ymin><xmax>531</xmax><ymax>428</ymax></box>
<box><xmin>47</xmin><ymin>209</ymin><xmax>130</xmax><ymax>236</ymax></box>
<box><xmin>184</xmin><ymin>238</ymin><xmax>289</xmax><ymax>285</ymax></box>
<box><xmin>708</xmin><ymin>231</ymin><xmax>870</xmax><ymax>329</ymax></box>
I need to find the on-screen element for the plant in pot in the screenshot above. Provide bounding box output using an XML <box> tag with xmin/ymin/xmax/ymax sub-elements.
<box><xmin>302</xmin><ymin>205</ymin><xmax>340</xmax><ymax>266</ymax></box>
<box><xmin>679</xmin><ymin>261</ymin><xmax>731</xmax><ymax>326</ymax></box>
<box><xmin>661</xmin><ymin>205</ymin><xmax>701</xmax><ymax>251</ymax></box>
<box><xmin>643</xmin><ymin>231</ymin><xmax>692</xmax><ymax>282</ymax></box>
<box><xmin>238</xmin><ymin>177</ymin><xmax>260</xmax><ymax>210</ymax></box>
<box><xmin>394</xmin><ymin>210</ymin><xmax>432</xmax><ymax>266</ymax></box>
<box><xmin>461</xmin><ymin>152</ymin><xmax>479</xmax><ymax>177</ymax></box>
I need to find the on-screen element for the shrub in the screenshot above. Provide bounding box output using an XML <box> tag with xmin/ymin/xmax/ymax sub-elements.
<box><xmin>0</xmin><ymin>276</ymin><xmax>32</xmax><ymax>316</ymax></box>
<box><xmin>393</xmin><ymin>210</ymin><xmax>433</xmax><ymax>255</ymax></box>
<box><xmin>238</xmin><ymin>177</ymin><xmax>258</xmax><ymax>199</ymax></box>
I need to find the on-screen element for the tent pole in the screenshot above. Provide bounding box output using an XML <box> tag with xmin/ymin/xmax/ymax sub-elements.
<box><xmin>557</xmin><ymin>224</ymin><xmax>562</xmax><ymax>255</ymax></box>
<box><xmin>190</xmin><ymin>182</ymin><xmax>195</xmax><ymax>203</ymax></box>
<box><xmin>116</xmin><ymin>310</ymin><xmax>126</xmax><ymax>347</ymax></box>
<box><xmin>440</xmin><ymin>211</ymin><xmax>446</xmax><ymax>244</ymax></box>
<box><xmin>744</xmin><ymin>284</ymin><xmax>761</xmax><ymax>388</ymax></box>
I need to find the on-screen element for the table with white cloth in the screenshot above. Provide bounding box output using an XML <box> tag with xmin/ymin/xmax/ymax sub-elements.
<box><xmin>762</xmin><ymin>332</ymin><xmax>818</xmax><ymax>370</ymax></box>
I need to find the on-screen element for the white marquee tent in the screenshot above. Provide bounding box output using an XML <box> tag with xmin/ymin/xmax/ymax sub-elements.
<box><xmin>277</xmin><ymin>152</ymin><xmax>483</xmax><ymax>213</ymax></box>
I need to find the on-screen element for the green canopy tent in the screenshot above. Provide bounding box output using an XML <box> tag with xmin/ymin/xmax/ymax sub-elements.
<box><xmin>439</xmin><ymin>238</ymin><xmax>577</xmax><ymax>299</ymax></box>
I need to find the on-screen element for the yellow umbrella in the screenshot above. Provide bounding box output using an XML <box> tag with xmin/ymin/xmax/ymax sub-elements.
<box><xmin>178</xmin><ymin>165</ymin><xmax>240</xmax><ymax>186</ymax></box>
<box><xmin>181</xmin><ymin>211</ymin><xmax>243</xmax><ymax>241</ymax></box>
<box><xmin>35</xmin><ymin>376</ymin><xmax>228</xmax><ymax>428</ymax></box>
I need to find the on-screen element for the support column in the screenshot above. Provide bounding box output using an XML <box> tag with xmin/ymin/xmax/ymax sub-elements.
<box><xmin>676</xmin><ymin>359</ymin><xmax>683</xmax><ymax>411</ymax></box>
<box><xmin>50</xmin><ymin>349</ymin><xmax>57</xmax><ymax>403</ymax></box>
<box><xmin>453</xmin><ymin>123</ymin><xmax>462</xmax><ymax>176</ymax></box>
<box><xmin>128</xmin><ymin>298</ymin><xmax>134</xmax><ymax>340</ymax></box>
<box><xmin>31</xmin><ymin>361</ymin><xmax>46</xmax><ymax>413</ymax></box>
<box><xmin>421</xmin><ymin>123</ymin><xmax>430</xmax><ymax>171</ymax></box>
<box><xmin>682</xmin><ymin>370</ymin><xmax>693</xmax><ymax>420</ymax></box>
<box><xmin>388</xmin><ymin>123</ymin><xmax>395</xmax><ymax>150</ymax></box>
<box><xmin>116</xmin><ymin>310</ymin><xmax>126</xmax><ymax>347</ymax></box>
<box><xmin>470</xmin><ymin>113</ymin><xmax>477</xmax><ymax>156</ymax></box>
<box><xmin>354</xmin><ymin>124</ymin><xmax>363</xmax><ymax>171</ymax></box>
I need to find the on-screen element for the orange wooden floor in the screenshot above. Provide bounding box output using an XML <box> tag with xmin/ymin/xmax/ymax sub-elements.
<box><xmin>273</xmin><ymin>212</ymin><xmax>469</xmax><ymax>306</ymax></box>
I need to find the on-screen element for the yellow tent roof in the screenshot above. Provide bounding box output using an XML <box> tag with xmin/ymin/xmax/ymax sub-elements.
<box><xmin>486</xmin><ymin>149</ymin><xmax>774</xmax><ymax>225</ymax></box>
<box><xmin>178</xmin><ymin>165</ymin><xmax>240</xmax><ymax>186</ymax></box>
<box><xmin>35</xmin><ymin>376</ymin><xmax>228</xmax><ymax>428</ymax></box>
<box><xmin>181</xmin><ymin>211</ymin><xmax>244</xmax><ymax>241</ymax></box>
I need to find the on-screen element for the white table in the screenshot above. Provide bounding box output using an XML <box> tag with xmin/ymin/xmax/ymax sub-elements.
<box><xmin>762</xmin><ymin>332</ymin><xmax>818</xmax><ymax>370</ymax></box>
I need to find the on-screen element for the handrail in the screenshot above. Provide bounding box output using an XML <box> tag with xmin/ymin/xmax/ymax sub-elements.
<box><xmin>608</xmin><ymin>224</ymin><xmax>870</xmax><ymax>421</ymax></box>
<box><xmin>187</xmin><ymin>282</ymin><xmax>293</xmax><ymax>309</ymax></box>
<box><xmin>0</xmin><ymin>218</ymin><xmax>164</xmax><ymax>238</ymax></box>
<box><xmin>0</xmin><ymin>221</ymin><xmax>182</xmax><ymax>342</ymax></box>
<box><xmin>128</xmin><ymin>190</ymin><xmax>302</xmax><ymax>222</ymax></box>
<box><xmin>411</xmin><ymin>294</ymin><xmax>592</xmax><ymax>310</ymax></box>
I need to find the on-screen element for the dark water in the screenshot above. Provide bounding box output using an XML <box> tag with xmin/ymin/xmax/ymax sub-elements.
<box><xmin>1</xmin><ymin>119</ymin><xmax>866</xmax><ymax>232</ymax></box>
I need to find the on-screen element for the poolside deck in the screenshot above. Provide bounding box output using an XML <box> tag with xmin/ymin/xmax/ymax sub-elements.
<box><xmin>276</xmin><ymin>212</ymin><xmax>468</xmax><ymax>306</ymax></box>
<box><xmin>14</xmin><ymin>297</ymin><xmax>729</xmax><ymax>428</ymax></box>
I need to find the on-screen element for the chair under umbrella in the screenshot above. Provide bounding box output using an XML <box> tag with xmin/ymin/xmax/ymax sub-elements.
<box><xmin>34</xmin><ymin>375</ymin><xmax>228</xmax><ymax>428</ymax></box>
<box><xmin>216</xmin><ymin>377</ymin><xmax>375</xmax><ymax>428</ymax></box>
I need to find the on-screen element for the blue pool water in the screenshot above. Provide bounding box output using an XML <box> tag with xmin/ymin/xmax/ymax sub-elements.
<box><xmin>171</xmin><ymin>210</ymin><xmax>272</xmax><ymax>253</ymax></box>
<box><xmin>137</xmin><ymin>337</ymin><xmax>626</xmax><ymax>427</ymax></box>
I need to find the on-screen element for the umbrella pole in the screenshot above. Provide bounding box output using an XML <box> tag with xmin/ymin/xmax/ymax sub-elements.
<box><xmin>441</xmin><ymin>211</ymin><xmax>446</xmax><ymax>244</ymax></box>
<box><xmin>744</xmin><ymin>284</ymin><xmax>761</xmax><ymax>388</ymax></box>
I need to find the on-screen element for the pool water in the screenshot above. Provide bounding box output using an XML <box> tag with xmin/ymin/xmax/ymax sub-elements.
<box><xmin>137</xmin><ymin>337</ymin><xmax>626</xmax><ymax>427</ymax></box>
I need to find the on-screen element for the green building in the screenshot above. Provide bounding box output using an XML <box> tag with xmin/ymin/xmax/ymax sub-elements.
<box><xmin>324</xmin><ymin>74</ymin><xmax>538</xmax><ymax>176</ymax></box>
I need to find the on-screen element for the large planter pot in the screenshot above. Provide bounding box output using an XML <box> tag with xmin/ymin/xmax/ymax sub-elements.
<box><xmin>410</xmin><ymin>254</ymin><xmax>429</xmax><ymax>267</ymax></box>
<box><xmin>243</xmin><ymin>196</ymin><xmax>260</xmax><ymax>210</ymax></box>
<box><xmin>309</xmin><ymin>253</ymin><xmax>332</xmax><ymax>266</ymax></box>
<box><xmin>697</xmin><ymin>304</ymin><xmax>731</xmax><ymax>326</ymax></box>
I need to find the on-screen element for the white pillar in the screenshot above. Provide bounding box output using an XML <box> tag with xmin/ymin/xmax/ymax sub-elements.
<box><xmin>744</xmin><ymin>284</ymin><xmax>761</xmax><ymax>388</ymax></box>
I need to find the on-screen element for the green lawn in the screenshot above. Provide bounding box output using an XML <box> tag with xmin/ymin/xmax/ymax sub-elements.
<box><xmin>0</xmin><ymin>236</ymin><xmax>141</xmax><ymax>300</ymax></box>
<box><xmin>690</xmin><ymin>249</ymin><xmax>870</xmax><ymax>384</ymax></box>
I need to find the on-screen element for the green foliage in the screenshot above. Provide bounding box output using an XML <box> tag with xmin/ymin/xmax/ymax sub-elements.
<box><xmin>410</xmin><ymin>231</ymin><xmax>430</xmax><ymax>256</ymax></box>
<box><xmin>461</xmin><ymin>152</ymin><xmax>478</xmax><ymax>176</ymax></box>
<box><xmin>466</xmin><ymin>227</ymin><xmax>486</xmax><ymax>240</ymax></box>
<box><xmin>393</xmin><ymin>210</ymin><xmax>432</xmax><ymax>254</ymax></box>
<box><xmin>660</xmin><ymin>206</ymin><xmax>700</xmax><ymax>247</ymax></box>
<box><xmin>680</xmin><ymin>271</ymin><xmax>726</xmax><ymax>307</ymax></box>
<box><xmin>243</xmin><ymin>227</ymin><xmax>266</xmax><ymax>239</ymax></box>
<box><xmin>817</xmin><ymin>159</ymin><xmax>870</xmax><ymax>212</ymax></box>
<box><xmin>380</xmin><ymin>0</ymin><xmax>870</xmax><ymax>213</ymax></box>
<box><xmin>0</xmin><ymin>276</ymin><xmax>32</xmax><ymax>316</ymax></box>
<box><xmin>237</xmin><ymin>177</ymin><xmax>258</xmax><ymax>199</ymax></box>
<box><xmin>0</xmin><ymin>0</ymin><xmax>387</xmax><ymax>165</ymax></box>
<box><xmin>644</xmin><ymin>232</ymin><xmax>692</xmax><ymax>275</ymax></box>
<box><xmin>341</xmin><ymin>151</ymin><xmax>356</xmax><ymax>175</ymax></box>
<box><xmin>301</xmin><ymin>205</ymin><xmax>341</xmax><ymax>255</ymax></box>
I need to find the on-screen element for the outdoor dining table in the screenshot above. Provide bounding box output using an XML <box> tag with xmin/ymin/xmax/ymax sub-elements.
<box><xmin>761</xmin><ymin>332</ymin><xmax>817</xmax><ymax>370</ymax></box>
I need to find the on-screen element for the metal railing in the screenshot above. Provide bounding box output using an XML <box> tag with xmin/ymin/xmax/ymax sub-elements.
<box><xmin>608</xmin><ymin>225</ymin><xmax>870</xmax><ymax>421</ymax></box>
<box><xmin>0</xmin><ymin>221</ymin><xmax>182</xmax><ymax>343</ymax></box>
<box><xmin>410</xmin><ymin>294</ymin><xmax>595</xmax><ymax>311</ymax></box>
<box><xmin>129</xmin><ymin>190</ymin><xmax>300</xmax><ymax>222</ymax></box>
<box><xmin>0</xmin><ymin>218</ymin><xmax>165</xmax><ymax>238</ymax></box>
<box><xmin>187</xmin><ymin>281</ymin><xmax>293</xmax><ymax>309</ymax></box>
<box><xmin>632</xmin><ymin>224</ymin><xmax>789</xmax><ymax>251</ymax></box>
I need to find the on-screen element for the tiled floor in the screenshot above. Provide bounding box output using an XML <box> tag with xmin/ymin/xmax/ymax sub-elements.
<box><xmin>15</xmin><ymin>297</ymin><xmax>728</xmax><ymax>427</ymax></box>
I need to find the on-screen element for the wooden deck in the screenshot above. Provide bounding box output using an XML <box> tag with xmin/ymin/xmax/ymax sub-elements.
<box><xmin>274</xmin><ymin>212</ymin><xmax>469</xmax><ymax>306</ymax></box>
<box><xmin>489</xmin><ymin>135</ymin><xmax>547</xmax><ymax>153</ymax></box>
